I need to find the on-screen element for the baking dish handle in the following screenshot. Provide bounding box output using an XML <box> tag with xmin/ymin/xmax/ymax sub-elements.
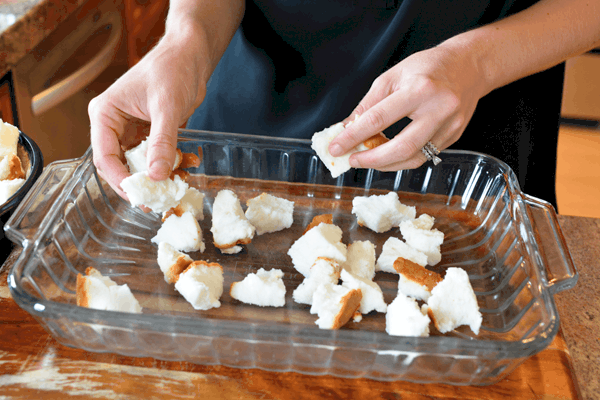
<box><xmin>522</xmin><ymin>193</ymin><xmax>578</xmax><ymax>294</ymax></box>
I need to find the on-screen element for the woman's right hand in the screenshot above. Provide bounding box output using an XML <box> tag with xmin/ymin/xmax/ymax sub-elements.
<box><xmin>89</xmin><ymin>27</ymin><xmax>208</xmax><ymax>200</ymax></box>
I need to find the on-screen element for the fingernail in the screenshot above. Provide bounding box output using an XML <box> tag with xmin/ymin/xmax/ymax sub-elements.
<box><xmin>149</xmin><ymin>160</ymin><xmax>170</xmax><ymax>180</ymax></box>
<box><xmin>330</xmin><ymin>143</ymin><xmax>343</xmax><ymax>157</ymax></box>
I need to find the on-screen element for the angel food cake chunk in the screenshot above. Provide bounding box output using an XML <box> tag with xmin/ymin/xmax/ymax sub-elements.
<box><xmin>311</xmin><ymin>118</ymin><xmax>389</xmax><ymax>178</ymax></box>
<box><xmin>287</xmin><ymin>222</ymin><xmax>347</xmax><ymax>277</ymax></box>
<box><xmin>210</xmin><ymin>189</ymin><xmax>255</xmax><ymax>254</ymax></box>
<box><xmin>309</xmin><ymin>283</ymin><xmax>362</xmax><ymax>330</ymax></box>
<box><xmin>400</xmin><ymin>214</ymin><xmax>444</xmax><ymax>266</ymax></box>
<box><xmin>245</xmin><ymin>193</ymin><xmax>294</xmax><ymax>235</ymax></box>
<box><xmin>352</xmin><ymin>192</ymin><xmax>416</xmax><ymax>233</ymax></box>
<box><xmin>376</xmin><ymin>237</ymin><xmax>428</xmax><ymax>273</ymax></box>
<box><xmin>230</xmin><ymin>268</ymin><xmax>286</xmax><ymax>307</ymax></box>
<box><xmin>151</xmin><ymin>211</ymin><xmax>205</xmax><ymax>253</ymax></box>
<box><xmin>293</xmin><ymin>257</ymin><xmax>341</xmax><ymax>305</ymax></box>
<box><xmin>174</xmin><ymin>261</ymin><xmax>224</xmax><ymax>310</ymax></box>
<box><xmin>76</xmin><ymin>267</ymin><xmax>142</xmax><ymax>313</ymax></box>
<box><xmin>424</xmin><ymin>267</ymin><xmax>482</xmax><ymax>334</ymax></box>
<box><xmin>121</xmin><ymin>172</ymin><xmax>188</xmax><ymax>214</ymax></box>
<box><xmin>125</xmin><ymin>138</ymin><xmax>183</xmax><ymax>175</ymax></box>
<box><xmin>394</xmin><ymin>257</ymin><xmax>443</xmax><ymax>301</ymax></box>
<box><xmin>156</xmin><ymin>242</ymin><xmax>194</xmax><ymax>283</ymax></box>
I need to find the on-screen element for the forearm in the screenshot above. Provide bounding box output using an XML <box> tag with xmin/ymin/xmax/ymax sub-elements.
<box><xmin>162</xmin><ymin>0</ymin><xmax>245</xmax><ymax>87</ymax></box>
<box><xmin>441</xmin><ymin>0</ymin><xmax>600</xmax><ymax>96</ymax></box>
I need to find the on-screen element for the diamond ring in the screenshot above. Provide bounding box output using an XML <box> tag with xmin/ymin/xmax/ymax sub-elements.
<box><xmin>421</xmin><ymin>141</ymin><xmax>442</xmax><ymax>165</ymax></box>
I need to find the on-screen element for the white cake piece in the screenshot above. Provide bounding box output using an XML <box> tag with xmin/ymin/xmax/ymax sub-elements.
<box><xmin>351</xmin><ymin>192</ymin><xmax>416</xmax><ymax>233</ymax></box>
<box><xmin>340</xmin><ymin>240</ymin><xmax>376</xmax><ymax>280</ymax></box>
<box><xmin>425</xmin><ymin>267</ymin><xmax>482</xmax><ymax>334</ymax></box>
<box><xmin>210</xmin><ymin>189</ymin><xmax>255</xmax><ymax>254</ymax></box>
<box><xmin>163</xmin><ymin>186</ymin><xmax>205</xmax><ymax>221</ymax></box>
<box><xmin>76</xmin><ymin>267</ymin><xmax>142</xmax><ymax>313</ymax></box>
<box><xmin>0</xmin><ymin>154</ymin><xmax>25</xmax><ymax>181</ymax></box>
<box><xmin>156</xmin><ymin>242</ymin><xmax>193</xmax><ymax>283</ymax></box>
<box><xmin>287</xmin><ymin>222</ymin><xmax>347</xmax><ymax>277</ymax></box>
<box><xmin>125</xmin><ymin>138</ymin><xmax>182</xmax><ymax>174</ymax></box>
<box><xmin>174</xmin><ymin>261</ymin><xmax>224</xmax><ymax>310</ymax></box>
<box><xmin>400</xmin><ymin>214</ymin><xmax>444</xmax><ymax>266</ymax></box>
<box><xmin>293</xmin><ymin>257</ymin><xmax>341</xmax><ymax>305</ymax></box>
<box><xmin>310</xmin><ymin>117</ymin><xmax>389</xmax><ymax>179</ymax></box>
<box><xmin>340</xmin><ymin>270</ymin><xmax>387</xmax><ymax>315</ymax></box>
<box><xmin>386</xmin><ymin>292</ymin><xmax>430</xmax><ymax>337</ymax></box>
<box><xmin>245</xmin><ymin>193</ymin><xmax>294</xmax><ymax>235</ymax></box>
<box><xmin>394</xmin><ymin>257</ymin><xmax>442</xmax><ymax>302</ymax></box>
<box><xmin>120</xmin><ymin>172</ymin><xmax>188</xmax><ymax>213</ymax></box>
<box><xmin>230</xmin><ymin>268</ymin><xmax>286</xmax><ymax>307</ymax></box>
<box><xmin>376</xmin><ymin>237</ymin><xmax>428</xmax><ymax>273</ymax></box>
<box><xmin>0</xmin><ymin>119</ymin><xmax>20</xmax><ymax>159</ymax></box>
<box><xmin>309</xmin><ymin>283</ymin><xmax>362</xmax><ymax>330</ymax></box>
<box><xmin>151</xmin><ymin>211</ymin><xmax>205</xmax><ymax>253</ymax></box>
<box><xmin>0</xmin><ymin>178</ymin><xmax>24</xmax><ymax>204</ymax></box>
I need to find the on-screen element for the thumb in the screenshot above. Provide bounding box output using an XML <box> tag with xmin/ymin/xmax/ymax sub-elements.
<box><xmin>146</xmin><ymin>115</ymin><xmax>180</xmax><ymax>181</ymax></box>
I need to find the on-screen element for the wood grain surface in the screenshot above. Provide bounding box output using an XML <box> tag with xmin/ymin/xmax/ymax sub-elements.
<box><xmin>0</xmin><ymin>245</ymin><xmax>584</xmax><ymax>399</ymax></box>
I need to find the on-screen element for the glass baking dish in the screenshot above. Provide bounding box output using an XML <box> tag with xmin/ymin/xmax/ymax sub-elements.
<box><xmin>4</xmin><ymin>129</ymin><xmax>577</xmax><ymax>385</ymax></box>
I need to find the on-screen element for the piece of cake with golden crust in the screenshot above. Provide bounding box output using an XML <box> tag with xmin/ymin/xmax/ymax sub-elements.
<box><xmin>340</xmin><ymin>269</ymin><xmax>387</xmax><ymax>315</ymax></box>
<box><xmin>76</xmin><ymin>267</ymin><xmax>142</xmax><ymax>313</ymax></box>
<box><xmin>376</xmin><ymin>237</ymin><xmax>428</xmax><ymax>274</ymax></box>
<box><xmin>310</xmin><ymin>117</ymin><xmax>389</xmax><ymax>178</ymax></box>
<box><xmin>309</xmin><ymin>283</ymin><xmax>362</xmax><ymax>330</ymax></box>
<box><xmin>210</xmin><ymin>189</ymin><xmax>256</xmax><ymax>254</ymax></box>
<box><xmin>394</xmin><ymin>257</ymin><xmax>443</xmax><ymax>301</ymax></box>
<box><xmin>287</xmin><ymin>222</ymin><xmax>347</xmax><ymax>277</ymax></box>
<box><xmin>174</xmin><ymin>261</ymin><xmax>224</xmax><ymax>310</ymax></box>
<box><xmin>156</xmin><ymin>242</ymin><xmax>194</xmax><ymax>284</ymax></box>
<box><xmin>424</xmin><ymin>267</ymin><xmax>482</xmax><ymax>335</ymax></box>
<box><xmin>151</xmin><ymin>211</ymin><xmax>205</xmax><ymax>253</ymax></box>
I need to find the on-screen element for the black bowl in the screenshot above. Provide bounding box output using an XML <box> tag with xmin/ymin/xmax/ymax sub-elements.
<box><xmin>0</xmin><ymin>131</ymin><xmax>43</xmax><ymax>263</ymax></box>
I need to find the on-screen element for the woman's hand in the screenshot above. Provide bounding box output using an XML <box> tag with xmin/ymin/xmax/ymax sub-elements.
<box><xmin>329</xmin><ymin>43</ymin><xmax>489</xmax><ymax>171</ymax></box>
<box><xmin>89</xmin><ymin>33</ymin><xmax>206</xmax><ymax>199</ymax></box>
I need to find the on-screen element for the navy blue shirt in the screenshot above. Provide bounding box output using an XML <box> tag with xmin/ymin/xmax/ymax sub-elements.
<box><xmin>187</xmin><ymin>0</ymin><xmax>563</xmax><ymax>207</ymax></box>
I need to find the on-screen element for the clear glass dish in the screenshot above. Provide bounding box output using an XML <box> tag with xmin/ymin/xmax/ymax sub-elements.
<box><xmin>4</xmin><ymin>129</ymin><xmax>577</xmax><ymax>385</ymax></box>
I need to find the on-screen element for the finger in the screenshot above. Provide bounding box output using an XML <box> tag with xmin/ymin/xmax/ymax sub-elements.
<box><xmin>95</xmin><ymin>160</ymin><xmax>130</xmax><ymax>201</ymax></box>
<box><xmin>146</xmin><ymin>113</ymin><xmax>180</xmax><ymax>182</ymax></box>
<box><xmin>347</xmin><ymin>109</ymin><xmax>442</xmax><ymax>170</ymax></box>
<box><xmin>330</xmin><ymin>89</ymin><xmax>414</xmax><ymax>157</ymax></box>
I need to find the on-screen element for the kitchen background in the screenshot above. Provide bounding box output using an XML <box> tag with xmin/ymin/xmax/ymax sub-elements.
<box><xmin>0</xmin><ymin>0</ymin><xmax>598</xmax><ymax>219</ymax></box>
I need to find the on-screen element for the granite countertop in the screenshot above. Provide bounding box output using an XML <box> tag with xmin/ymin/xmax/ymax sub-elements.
<box><xmin>0</xmin><ymin>0</ymin><xmax>87</xmax><ymax>77</ymax></box>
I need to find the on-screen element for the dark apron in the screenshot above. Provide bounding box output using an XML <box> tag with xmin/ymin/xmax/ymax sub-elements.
<box><xmin>187</xmin><ymin>0</ymin><xmax>563</xmax><ymax>208</ymax></box>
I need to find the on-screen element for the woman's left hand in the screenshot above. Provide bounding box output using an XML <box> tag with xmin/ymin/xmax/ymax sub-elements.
<box><xmin>329</xmin><ymin>42</ymin><xmax>490</xmax><ymax>170</ymax></box>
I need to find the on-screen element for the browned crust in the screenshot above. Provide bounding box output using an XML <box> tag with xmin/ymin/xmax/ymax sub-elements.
<box><xmin>312</xmin><ymin>257</ymin><xmax>341</xmax><ymax>278</ymax></box>
<box><xmin>165</xmin><ymin>255</ymin><xmax>194</xmax><ymax>284</ymax></box>
<box><xmin>393</xmin><ymin>257</ymin><xmax>442</xmax><ymax>291</ymax></box>
<box><xmin>303</xmin><ymin>214</ymin><xmax>333</xmax><ymax>235</ymax></box>
<box><xmin>162</xmin><ymin>204</ymin><xmax>185</xmax><ymax>222</ymax></box>
<box><xmin>170</xmin><ymin>169</ymin><xmax>190</xmax><ymax>182</ymax></box>
<box><xmin>331</xmin><ymin>289</ymin><xmax>362</xmax><ymax>330</ymax></box>
<box><xmin>362</xmin><ymin>132</ymin><xmax>389</xmax><ymax>149</ymax></box>
<box><xmin>172</xmin><ymin>149</ymin><xmax>184</xmax><ymax>170</ymax></box>
<box><xmin>84</xmin><ymin>266</ymin><xmax>98</xmax><ymax>276</ymax></box>
<box><xmin>426</xmin><ymin>307</ymin><xmax>440</xmax><ymax>332</ymax></box>
<box><xmin>213</xmin><ymin>237</ymin><xmax>252</xmax><ymax>250</ymax></box>
<box><xmin>180</xmin><ymin>152</ymin><xmax>201</xmax><ymax>169</ymax></box>
<box><xmin>246</xmin><ymin>192</ymin><xmax>268</xmax><ymax>207</ymax></box>
<box><xmin>75</xmin><ymin>273</ymin><xmax>88</xmax><ymax>307</ymax></box>
<box><xmin>179</xmin><ymin>260</ymin><xmax>224</xmax><ymax>282</ymax></box>
<box><xmin>5</xmin><ymin>154</ymin><xmax>25</xmax><ymax>180</ymax></box>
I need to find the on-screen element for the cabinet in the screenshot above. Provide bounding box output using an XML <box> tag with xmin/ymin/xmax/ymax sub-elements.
<box><xmin>0</xmin><ymin>74</ymin><xmax>15</xmax><ymax>125</ymax></box>
<box><xmin>124</xmin><ymin>0</ymin><xmax>169</xmax><ymax>67</ymax></box>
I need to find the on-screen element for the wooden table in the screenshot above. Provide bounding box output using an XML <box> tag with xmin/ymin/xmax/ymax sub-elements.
<box><xmin>0</xmin><ymin>215</ymin><xmax>598</xmax><ymax>399</ymax></box>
